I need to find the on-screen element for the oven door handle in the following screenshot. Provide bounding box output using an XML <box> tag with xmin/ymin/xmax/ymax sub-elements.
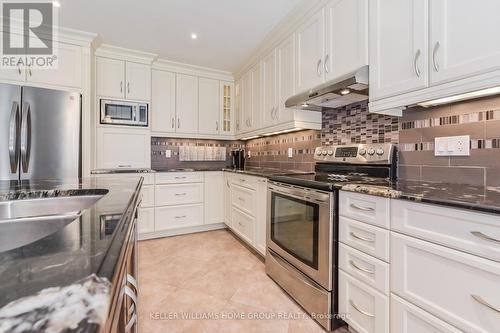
<box><xmin>268</xmin><ymin>185</ymin><xmax>330</xmax><ymax>203</ymax></box>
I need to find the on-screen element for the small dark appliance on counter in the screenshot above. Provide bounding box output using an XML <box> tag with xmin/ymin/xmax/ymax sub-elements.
<box><xmin>231</xmin><ymin>149</ymin><xmax>246</xmax><ymax>169</ymax></box>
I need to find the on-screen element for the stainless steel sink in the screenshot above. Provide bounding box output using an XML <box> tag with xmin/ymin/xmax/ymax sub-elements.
<box><xmin>0</xmin><ymin>194</ymin><xmax>107</xmax><ymax>252</ymax></box>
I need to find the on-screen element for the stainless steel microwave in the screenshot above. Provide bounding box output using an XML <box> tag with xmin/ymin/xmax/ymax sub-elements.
<box><xmin>100</xmin><ymin>99</ymin><xmax>148</xmax><ymax>127</ymax></box>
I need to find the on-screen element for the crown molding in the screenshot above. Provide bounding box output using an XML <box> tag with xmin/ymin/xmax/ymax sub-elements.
<box><xmin>153</xmin><ymin>58</ymin><xmax>234</xmax><ymax>81</ymax></box>
<box><xmin>233</xmin><ymin>0</ymin><xmax>327</xmax><ymax>79</ymax></box>
<box><xmin>95</xmin><ymin>44</ymin><xmax>158</xmax><ymax>64</ymax></box>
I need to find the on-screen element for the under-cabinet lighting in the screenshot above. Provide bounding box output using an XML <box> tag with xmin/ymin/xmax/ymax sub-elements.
<box><xmin>301</xmin><ymin>103</ymin><xmax>309</xmax><ymax>108</ymax></box>
<box><xmin>340</xmin><ymin>89</ymin><xmax>351</xmax><ymax>95</ymax></box>
<box><xmin>418</xmin><ymin>86</ymin><xmax>500</xmax><ymax>107</ymax></box>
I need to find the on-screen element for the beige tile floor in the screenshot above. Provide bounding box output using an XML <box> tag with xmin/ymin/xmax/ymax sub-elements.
<box><xmin>137</xmin><ymin>229</ymin><xmax>350</xmax><ymax>333</ymax></box>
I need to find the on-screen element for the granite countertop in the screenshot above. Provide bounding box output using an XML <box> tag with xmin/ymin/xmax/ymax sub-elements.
<box><xmin>0</xmin><ymin>176</ymin><xmax>143</xmax><ymax>332</ymax></box>
<box><xmin>150</xmin><ymin>166</ymin><xmax>313</xmax><ymax>177</ymax></box>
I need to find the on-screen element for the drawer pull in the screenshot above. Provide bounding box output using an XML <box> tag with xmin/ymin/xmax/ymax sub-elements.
<box><xmin>239</xmin><ymin>179</ymin><xmax>246</xmax><ymax>182</ymax></box>
<box><xmin>175</xmin><ymin>176</ymin><xmax>187</xmax><ymax>179</ymax></box>
<box><xmin>471</xmin><ymin>231</ymin><xmax>500</xmax><ymax>244</ymax></box>
<box><xmin>471</xmin><ymin>294</ymin><xmax>500</xmax><ymax>314</ymax></box>
<box><xmin>175</xmin><ymin>215</ymin><xmax>187</xmax><ymax>219</ymax></box>
<box><xmin>349</xmin><ymin>299</ymin><xmax>375</xmax><ymax>317</ymax></box>
<box><xmin>238</xmin><ymin>197</ymin><xmax>244</xmax><ymax>201</ymax></box>
<box><xmin>175</xmin><ymin>193</ymin><xmax>187</xmax><ymax>196</ymax></box>
<box><xmin>350</xmin><ymin>203</ymin><xmax>374</xmax><ymax>212</ymax></box>
<box><xmin>350</xmin><ymin>232</ymin><xmax>375</xmax><ymax>243</ymax></box>
<box><xmin>349</xmin><ymin>260</ymin><xmax>374</xmax><ymax>274</ymax></box>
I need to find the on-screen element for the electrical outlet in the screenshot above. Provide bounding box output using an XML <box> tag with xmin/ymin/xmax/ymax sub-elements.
<box><xmin>288</xmin><ymin>147</ymin><xmax>293</xmax><ymax>158</ymax></box>
<box><xmin>165</xmin><ymin>150</ymin><xmax>172</xmax><ymax>158</ymax></box>
<box><xmin>434</xmin><ymin>135</ymin><xmax>470</xmax><ymax>156</ymax></box>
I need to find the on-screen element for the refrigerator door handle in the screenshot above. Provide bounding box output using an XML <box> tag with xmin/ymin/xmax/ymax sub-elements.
<box><xmin>8</xmin><ymin>102</ymin><xmax>20</xmax><ymax>173</ymax></box>
<box><xmin>20</xmin><ymin>102</ymin><xmax>32</xmax><ymax>173</ymax></box>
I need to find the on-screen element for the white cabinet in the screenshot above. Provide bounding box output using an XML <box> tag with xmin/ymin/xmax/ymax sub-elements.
<box><xmin>97</xmin><ymin>57</ymin><xmax>151</xmax><ymax>101</ymax></box>
<box><xmin>276</xmin><ymin>34</ymin><xmax>296</xmax><ymax>123</ymax></box>
<box><xmin>204</xmin><ymin>172</ymin><xmax>224</xmax><ymax>225</ymax></box>
<box><xmin>339</xmin><ymin>270</ymin><xmax>389</xmax><ymax>333</ymax></box>
<box><xmin>325</xmin><ymin>0</ymin><xmax>368</xmax><ymax>80</ymax></box>
<box><xmin>156</xmin><ymin>172</ymin><xmax>203</xmax><ymax>184</ymax></box>
<box><xmin>96</xmin><ymin>127</ymin><xmax>150</xmax><ymax>169</ymax></box>
<box><xmin>151</xmin><ymin>70</ymin><xmax>176</xmax><ymax>133</ymax></box>
<box><xmin>295</xmin><ymin>8</ymin><xmax>325</xmax><ymax>93</ymax></box>
<box><xmin>155</xmin><ymin>204</ymin><xmax>204</xmax><ymax>231</ymax></box>
<box><xmin>339</xmin><ymin>191</ymin><xmax>390</xmax><ymax>228</ymax></box>
<box><xmin>96</xmin><ymin>57</ymin><xmax>126</xmax><ymax>99</ymax></box>
<box><xmin>175</xmin><ymin>74</ymin><xmax>198</xmax><ymax>134</ymax></box>
<box><xmin>219</xmin><ymin>81</ymin><xmax>234</xmax><ymax>135</ymax></box>
<box><xmin>262</xmin><ymin>50</ymin><xmax>277</xmax><ymax>128</ymax></box>
<box><xmin>241</xmin><ymin>71</ymin><xmax>253</xmax><ymax>132</ymax></box>
<box><xmin>391</xmin><ymin>232</ymin><xmax>500</xmax><ymax>333</ymax></box>
<box><xmin>250</xmin><ymin>63</ymin><xmax>262</xmax><ymax>131</ymax></box>
<box><xmin>198</xmin><ymin>77</ymin><xmax>220</xmax><ymax>135</ymax></box>
<box><xmin>232</xmin><ymin>206</ymin><xmax>255</xmax><ymax>245</ymax></box>
<box><xmin>430</xmin><ymin>0</ymin><xmax>500</xmax><ymax>85</ymax></box>
<box><xmin>125</xmin><ymin>62</ymin><xmax>151</xmax><ymax>101</ymax></box>
<box><xmin>137</xmin><ymin>207</ymin><xmax>155</xmax><ymax>234</ymax></box>
<box><xmin>223</xmin><ymin>172</ymin><xmax>232</xmax><ymax>226</ymax></box>
<box><xmin>155</xmin><ymin>183</ymin><xmax>204</xmax><ymax>206</ymax></box>
<box><xmin>255</xmin><ymin>177</ymin><xmax>268</xmax><ymax>255</ymax></box>
<box><xmin>369</xmin><ymin>0</ymin><xmax>429</xmax><ymax>101</ymax></box>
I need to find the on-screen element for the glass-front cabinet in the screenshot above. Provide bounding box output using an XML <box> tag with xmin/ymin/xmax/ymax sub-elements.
<box><xmin>220</xmin><ymin>81</ymin><xmax>234</xmax><ymax>135</ymax></box>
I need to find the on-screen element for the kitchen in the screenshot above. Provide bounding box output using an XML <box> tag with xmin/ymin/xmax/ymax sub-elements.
<box><xmin>1</xmin><ymin>0</ymin><xmax>500</xmax><ymax>332</ymax></box>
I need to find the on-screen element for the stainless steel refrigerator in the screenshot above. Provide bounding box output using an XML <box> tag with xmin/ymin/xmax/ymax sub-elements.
<box><xmin>0</xmin><ymin>83</ymin><xmax>81</xmax><ymax>181</ymax></box>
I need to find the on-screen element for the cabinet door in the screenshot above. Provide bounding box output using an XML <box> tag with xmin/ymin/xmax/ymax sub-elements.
<box><xmin>125</xmin><ymin>62</ymin><xmax>151</xmax><ymax>101</ymax></box>
<box><xmin>241</xmin><ymin>71</ymin><xmax>253</xmax><ymax>132</ymax></box>
<box><xmin>250</xmin><ymin>63</ymin><xmax>262</xmax><ymax>131</ymax></box>
<box><xmin>325</xmin><ymin>0</ymin><xmax>368</xmax><ymax>81</ymax></box>
<box><xmin>96</xmin><ymin>127</ymin><xmax>150</xmax><ymax>169</ymax></box>
<box><xmin>0</xmin><ymin>35</ymin><xmax>25</xmax><ymax>83</ymax></box>
<box><xmin>155</xmin><ymin>204</ymin><xmax>204</xmax><ymax>231</ymax></box>
<box><xmin>28</xmin><ymin>42</ymin><xmax>82</xmax><ymax>88</ymax></box>
<box><xmin>151</xmin><ymin>70</ymin><xmax>176</xmax><ymax>133</ymax></box>
<box><xmin>277</xmin><ymin>34</ymin><xmax>296</xmax><ymax>123</ymax></box>
<box><xmin>175</xmin><ymin>74</ymin><xmax>198</xmax><ymax>134</ymax></box>
<box><xmin>295</xmin><ymin>8</ymin><xmax>325</xmax><ymax>93</ymax></box>
<box><xmin>255</xmin><ymin>178</ymin><xmax>268</xmax><ymax>255</ymax></box>
<box><xmin>97</xmin><ymin>57</ymin><xmax>125</xmax><ymax>98</ymax></box>
<box><xmin>198</xmin><ymin>77</ymin><xmax>220</xmax><ymax>135</ymax></box>
<box><xmin>369</xmin><ymin>0</ymin><xmax>428</xmax><ymax>101</ymax></box>
<box><xmin>235</xmin><ymin>80</ymin><xmax>242</xmax><ymax>133</ymax></box>
<box><xmin>262</xmin><ymin>50</ymin><xmax>277</xmax><ymax>127</ymax></box>
<box><xmin>223</xmin><ymin>172</ymin><xmax>232</xmax><ymax>226</ymax></box>
<box><xmin>430</xmin><ymin>0</ymin><xmax>500</xmax><ymax>85</ymax></box>
<box><xmin>137</xmin><ymin>207</ymin><xmax>155</xmax><ymax>234</ymax></box>
<box><xmin>204</xmin><ymin>172</ymin><xmax>224</xmax><ymax>225</ymax></box>
<box><xmin>220</xmin><ymin>81</ymin><xmax>234</xmax><ymax>135</ymax></box>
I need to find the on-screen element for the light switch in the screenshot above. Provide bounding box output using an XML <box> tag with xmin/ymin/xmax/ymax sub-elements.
<box><xmin>434</xmin><ymin>135</ymin><xmax>470</xmax><ymax>156</ymax></box>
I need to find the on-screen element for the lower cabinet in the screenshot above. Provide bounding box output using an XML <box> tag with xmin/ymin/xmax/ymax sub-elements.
<box><xmin>223</xmin><ymin>172</ymin><xmax>232</xmax><ymax>226</ymax></box>
<box><xmin>204</xmin><ymin>171</ymin><xmax>224</xmax><ymax>225</ymax></box>
<box><xmin>155</xmin><ymin>204</ymin><xmax>204</xmax><ymax>230</ymax></box>
<box><xmin>137</xmin><ymin>207</ymin><xmax>154</xmax><ymax>234</ymax></box>
<box><xmin>231</xmin><ymin>206</ymin><xmax>255</xmax><ymax>245</ymax></box>
<box><xmin>339</xmin><ymin>270</ymin><xmax>389</xmax><ymax>333</ymax></box>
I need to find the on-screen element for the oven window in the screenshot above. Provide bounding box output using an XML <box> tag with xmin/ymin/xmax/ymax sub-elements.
<box><xmin>271</xmin><ymin>193</ymin><xmax>319</xmax><ymax>269</ymax></box>
<box><xmin>105</xmin><ymin>104</ymin><xmax>134</xmax><ymax>121</ymax></box>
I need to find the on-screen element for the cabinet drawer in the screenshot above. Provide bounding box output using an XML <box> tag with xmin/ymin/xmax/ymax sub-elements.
<box><xmin>391</xmin><ymin>232</ymin><xmax>500</xmax><ymax>333</ymax></box>
<box><xmin>339</xmin><ymin>270</ymin><xmax>389</xmax><ymax>333</ymax></box>
<box><xmin>391</xmin><ymin>294</ymin><xmax>462</xmax><ymax>333</ymax></box>
<box><xmin>339</xmin><ymin>191</ymin><xmax>390</xmax><ymax>228</ymax></box>
<box><xmin>137</xmin><ymin>207</ymin><xmax>154</xmax><ymax>234</ymax></box>
<box><xmin>155</xmin><ymin>183</ymin><xmax>203</xmax><ymax>206</ymax></box>
<box><xmin>231</xmin><ymin>174</ymin><xmax>258</xmax><ymax>190</ymax></box>
<box><xmin>339</xmin><ymin>243</ymin><xmax>389</xmax><ymax>295</ymax></box>
<box><xmin>231</xmin><ymin>184</ymin><xmax>256</xmax><ymax>216</ymax></box>
<box><xmin>140</xmin><ymin>185</ymin><xmax>154</xmax><ymax>208</ymax></box>
<box><xmin>339</xmin><ymin>217</ymin><xmax>390</xmax><ymax>262</ymax></box>
<box><xmin>392</xmin><ymin>199</ymin><xmax>500</xmax><ymax>263</ymax></box>
<box><xmin>155</xmin><ymin>172</ymin><xmax>204</xmax><ymax>184</ymax></box>
<box><xmin>232</xmin><ymin>207</ymin><xmax>255</xmax><ymax>245</ymax></box>
<box><xmin>155</xmin><ymin>204</ymin><xmax>203</xmax><ymax>231</ymax></box>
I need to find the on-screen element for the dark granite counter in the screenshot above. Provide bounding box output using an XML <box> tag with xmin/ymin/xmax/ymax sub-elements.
<box><xmin>222</xmin><ymin>167</ymin><xmax>313</xmax><ymax>178</ymax></box>
<box><xmin>0</xmin><ymin>176</ymin><xmax>143</xmax><ymax>332</ymax></box>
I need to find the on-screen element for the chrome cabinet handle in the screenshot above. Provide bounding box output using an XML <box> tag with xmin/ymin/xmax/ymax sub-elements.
<box><xmin>120</xmin><ymin>81</ymin><xmax>123</xmax><ymax>93</ymax></box>
<box><xmin>8</xmin><ymin>102</ymin><xmax>20</xmax><ymax>173</ymax></box>
<box><xmin>177</xmin><ymin>118</ymin><xmax>180</xmax><ymax>128</ymax></box>
<box><xmin>350</xmin><ymin>232</ymin><xmax>375</xmax><ymax>243</ymax></box>
<box><xmin>20</xmin><ymin>103</ymin><xmax>31</xmax><ymax>173</ymax></box>
<box><xmin>175</xmin><ymin>215</ymin><xmax>187</xmax><ymax>219</ymax></box>
<box><xmin>118</xmin><ymin>164</ymin><xmax>132</xmax><ymax>168</ymax></box>
<box><xmin>349</xmin><ymin>259</ymin><xmax>375</xmax><ymax>274</ymax></box>
<box><xmin>174</xmin><ymin>176</ymin><xmax>187</xmax><ymax>179</ymax></box>
<box><xmin>432</xmin><ymin>42</ymin><xmax>440</xmax><ymax>72</ymax></box>
<box><xmin>324</xmin><ymin>54</ymin><xmax>330</xmax><ymax>74</ymax></box>
<box><xmin>216</xmin><ymin>121</ymin><xmax>219</xmax><ymax>131</ymax></box>
<box><xmin>127</xmin><ymin>82</ymin><xmax>130</xmax><ymax>94</ymax></box>
<box><xmin>471</xmin><ymin>294</ymin><xmax>500</xmax><ymax>314</ymax></box>
<box><xmin>174</xmin><ymin>193</ymin><xmax>187</xmax><ymax>196</ymax></box>
<box><xmin>317</xmin><ymin>59</ymin><xmax>322</xmax><ymax>77</ymax></box>
<box><xmin>349</xmin><ymin>300</ymin><xmax>375</xmax><ymax>317</ymax></box>
<box><xmin>171</xmin><ymin>117</ymin><xmax>175</xmax><ymax>129</ymax></box>
<box><xmin>226</xmin><ymin>180</ymin><xmax>230</xmax><ymax>188</ymax></box>
<box><xmin>350</xmin><ymin>203</ymin><xmax>374</xmax><ymax>211</ymax></box>
<box><xmin>28</xmin><ymin>65</ymin><xmax>32</xmax><ymax>77</ymax></box>
<box><xmin>414</xmin><ymin>49</ymin><xmax>421</xmax><ymax>77</ymax></box>
<box><xmin>17</xmin><ymin>64</ymin><xmax>21</xmax><ymax>75</ymax></box>
<box><xmin>471</xmin><ymin>231</ymin><xmax>500</xmax><ymax>244</ymax></box>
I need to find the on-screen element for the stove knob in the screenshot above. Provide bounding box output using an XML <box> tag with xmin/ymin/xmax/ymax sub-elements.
<box><xmin>327</xmin><ymin>150</ymin><xmax>334</xmax><ymax>156</ymax></box>
<box><xmin>376</xmin><ymin>148</ymin><xmax>384</xmax><ymax>156</ymax></box>
<box><xmin>367</xmin><ymin>148</ymin><xmax>375</xmax><ymax>156</ymax></box>
<box><xmin>359</xmin><ymin>148</ymin><xmax>367</xmax><ymax>156</ymax></box>
<box><xmin>316</xmin><ymin>150</ymin><xmax>322</xmax><ymax>156</ymax></box>
<box><xmin>322</xmin><ymin>150</ymin><xmax>328</xmax><ymax>156</ymax></box>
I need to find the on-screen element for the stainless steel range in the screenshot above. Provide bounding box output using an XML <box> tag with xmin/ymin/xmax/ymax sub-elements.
<box><xmin>266</xmin><ymin>143</ymin><xmax>396</xmax><ymax>331</ymax></box>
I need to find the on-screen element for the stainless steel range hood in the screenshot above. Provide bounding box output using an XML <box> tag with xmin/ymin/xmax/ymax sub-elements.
<box><xmin>285</xmin><ymin>65</ymin><xmax>369</xmax><ymax>111</ymax></box>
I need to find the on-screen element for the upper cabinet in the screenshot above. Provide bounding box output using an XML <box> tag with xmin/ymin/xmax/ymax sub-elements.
<box><xmin>96</xmin><ymin>57</ymin><xmax>151</xmax><ymax>101</ymax></box>
<box><xmin>262</xmin><ymin>49</ymin><xmax>278</xmax><ymax>128</ymax></box>
<box><xmin>151</xmin><ymin>69</ymin><xmax>176</xmax><ymax>133</ymax></box>
<box><xmin>429</xmin><ymin>0</ymin><xmax>500</xmax><ymax>85</ymax></box>
<box><xmin>220</xmin><ymin>81</ymin><xmax>234</xmax><ymax>135</ymax></box>
<box><xmin>295</xmin><ymin>8</ymin><xmax>325</xmax><ymax>93</ymax></box>
<box><xmin>198</xmin><ymin>77</ymin><xmax>220</xmax><ymax>135</ymax></box>
<box><xmin>325</xmin><ymin>0</ymin><xmax>368</xmax><ymax>81</ymax></box>
<box><xmin>176</xmin><ymin>74</ymin><xmax>198</xmax><ymax>134</ymax></box>
<box><xmin>276</xmin><ymin>34</ymin><xmax>296</xmax><ymax>123</ymax></box>
<box><xmin>369</xmin><ymin>0</ymin><xmax>428</xmax><ymax>101</ymax></box>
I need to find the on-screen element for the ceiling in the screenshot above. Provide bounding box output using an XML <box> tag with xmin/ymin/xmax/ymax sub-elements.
<box><xmin>57</xmin><ymin>0</ymin><xmax>302</xmax><ymax>73</ymax></box>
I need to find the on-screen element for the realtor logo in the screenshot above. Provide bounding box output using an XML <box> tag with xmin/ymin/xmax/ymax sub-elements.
<box><xmin>1</xmin><ymin>0</ymin><xmax>58</xmax><ymax>69</ymax></box>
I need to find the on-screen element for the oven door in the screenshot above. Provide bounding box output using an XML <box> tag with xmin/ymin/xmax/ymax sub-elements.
<box><xmin>267</xmin><ymin>182</ymin><xmax>333</xmax><ymax>290</ymax></box>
